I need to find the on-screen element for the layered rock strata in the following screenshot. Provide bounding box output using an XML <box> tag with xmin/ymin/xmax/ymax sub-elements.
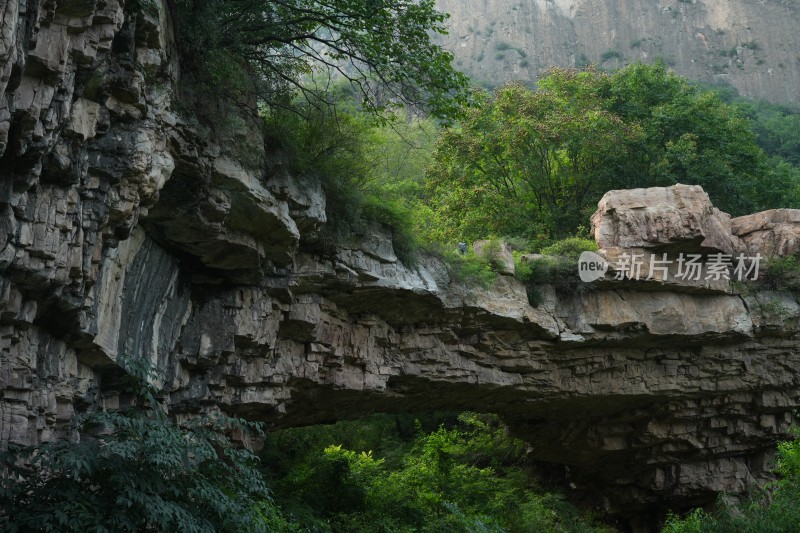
<box><xmin>1</xmin><ymin>0</ymin><xmax>800</xmax><ymax>528</ymax></box>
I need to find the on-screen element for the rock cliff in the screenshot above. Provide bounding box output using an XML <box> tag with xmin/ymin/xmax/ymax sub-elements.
<box><xmin>435</xmin><ymin>0</ymin><xmax>800</xmax><ymax>104</ymax></box>
<box><xmin>1</xmin><ymin>0</ymin><xmax>800</xmax><ymax>528</ymax></box>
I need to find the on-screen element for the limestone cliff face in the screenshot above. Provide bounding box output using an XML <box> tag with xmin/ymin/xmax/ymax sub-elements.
<box><xmin>2</xmin><ymin>0</ymin><xmax>800</xmax><ymax>528</ymax></box>
<box><xmin>436</xmin><ymin>0</ymin><xmax>800</xmax><ymax>103</ymax></box>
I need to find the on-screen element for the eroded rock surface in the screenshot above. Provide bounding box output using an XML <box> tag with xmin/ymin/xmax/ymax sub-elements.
<box><xmin>733</xmin><ymin>209</ymin><xmax>800</xmax><ymax>257</ymax></box>
<box><xmin>591</xmin><ymin>184</ymin><xmax>738</xmax><ymax>254</ymax></box>
<box><xmin>2</xmin><ymin>0</ymin><xmax>800</xmax><ymax>529</ymax></box>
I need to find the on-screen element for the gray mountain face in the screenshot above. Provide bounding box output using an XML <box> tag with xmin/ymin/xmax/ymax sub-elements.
<box><xmin>436</xmin><ymin>0</ymin><xmax>800</xmax><ymax>103</ymax></box>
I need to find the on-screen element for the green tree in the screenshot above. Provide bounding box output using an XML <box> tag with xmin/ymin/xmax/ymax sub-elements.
<box><xmin>0</xmin><ymin>356</ymin><xmax>288</xmax><ymax>532</ymax></box>
<box><xmin>262</xmin><ymin>412</ymin><xmax>604</xmax><ymax>532</ymax></box>
<box><xmin>176</xmin><ymin>0</ymin><xmax>470</xmax><ymax>120</ymax></box>
<box><xmin>424</xmin><ymin>63</ymin><xmax>800</xmax><ymax>243</ymax></box>
<box><xmin>604</xmin><ymin>63</ymin><xmax>776</xmax><ymax>215</ymax></box>
<box><xmin>425</xmin><ymin>70</ymin><xmax>642</xmax><ymax>241</ymax></box>
<box><xmin>265</xmin><ymin>89</ymin><xmax>440</xmax><ymax>263</ymax></box>
<box><xmin>727</xmin><ymin>95</ymin><xmax>800</xmax><ymax>166</ymax></box>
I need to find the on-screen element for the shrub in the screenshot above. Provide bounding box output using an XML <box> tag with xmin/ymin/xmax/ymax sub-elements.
<box><xmin>540</xmin><ymin>237</ymin><xmax>599</xmax><ymax>260</ymax></box>
<box><xmin>662</xmin><ymin>508</ymin><xmax>712</xmax><ymax>533</ymax></box>
<box><xmin>515</xmin><ymin>255</ymin><xmax>576</xmax><ymax>283</ymax></box>
<box><xmin>515</xmin><ymin>254</ymin><xmax>582</xmax><ymax>306</ymax></box>
<box><xmin>362</xmin><ymin>196</ymin><xmax>419</xmax><ymax>266</ymax></box>
<box><xmin>444</xmin><ymin>249</ymin><xmax>497</xmax><ymax>288</ymax></box>
<box><xmin>265</xmin><ymin>94</ymin><xmax>431</xmax><ymax>266</ymax></box>
<box><xmin>761</xmin><ymin>255</ymin><xmax>800</xmax><ymax>291</ymax></box>
<box><xmin>514</xmin><ymin>237</ymin><xmax>598</xmax><ymax>306</ymax></box>
<box><xmin>760</xmin><ymin>297</ymin><xmax>791</xmax><ymax>318</ymax></box>
<box><xmin>478</xmin><ymin>237</ymin><xmax>508</xmax><ymax>272</ymax></box>
<box><xmin>262</xmin><ymin>412</ymin><xmax>605</xmax><ymax>532</ymax></box>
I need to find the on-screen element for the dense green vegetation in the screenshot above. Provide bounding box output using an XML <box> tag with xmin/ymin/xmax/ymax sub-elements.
<box><xmin>248</xmin><ymin>58</ymin><xmax>800</xmax><ymax>529</ymax></box>
<box><xmin>514</xmin><ymin>238</ymin><xmax>599</xmax><ymax>305</ymax></box>
<box><xmin>263</xmin><ymin>87</ymin><xmax>438</xmax><ymax>263</ymax></box>
<box><xmin>266</xmin><ymin>62</ymin><xmax>800</xmax><ymax>271</ymax></box>
<box><xmin>168</xmin><ymin>0</ymin><xmax>800</xmax><ymax>259</ymax></box>
<box><xmin>253</xmin><ymin>61</ymin><xmax>800</xmax><ymax>529</ymax></box>
<box><xmin>1</xmin><ymin>360</ymin><xmax>612</xmax><ymax>532</ymax></box>
<box><xmin>6</xmin><ymin>385</ymin><xmax>800</xmax><ymax>533</ymax></box>
<box><xmin>424</xmin><ymin>63</ymin><xmax>799</xmax><ymax>242</ymax></box>
<box><xmin>261</xmin><ymin>412</ymin><xmax>607</xmax><ymax>532</ymax></box>
<box><xmin>175</xmin><ymin>0</ymin><xmax>469</xmax><ymax>121</ymax></box>
<box><xmin>257</xmin><ymin>64</ymin><xmax>800</xmax><ymax>305</ymax></box>
<box><xmin>709</xmin><ymin>83</ymin><xmax>800</xmax><ymax>167</ymax></box>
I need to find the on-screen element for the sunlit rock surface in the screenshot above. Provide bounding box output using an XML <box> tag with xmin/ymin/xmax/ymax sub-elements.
<box><xmin>1</xmin><ymin>0</ymin><xmax>800</xmax><ymax>528</ymax></box>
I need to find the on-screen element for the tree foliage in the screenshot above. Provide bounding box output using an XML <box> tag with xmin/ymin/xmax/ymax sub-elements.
<box><xmin>175</xmin><ymin>0</ymin><xmax>470</xmax><ymax>120</ymax></box>
<box><xmin>0</xmin><ymin>356</ymin><xmax>284</xmax><ymax>532</ymax></box>
<box><xmin>710</xmin><ymin>85</ymin><xmax>800</xmax><ymax>167</ymax></box>
<box><xmin>264</xmin><ymin>87</ymin><xmax>439</xmax><ymax>262</ymax></box>
<box><xmin>262</xmin><ymin>412</ymin><xmax>606</xmax><ymax>532</ymax></box>
<box><xmin>425</xmin><ymin>73</ymin><xmax>640</xmax><ymax>240</ymax></box>
<box><xmin>424</xmin><ymin>63</ymin><xmax>800</xmax><ymax>243</ymax></box>
<box><xmin>604</xmin><ymin>63</ymin><xmax>777</xmax><ymax>214</ymax></box>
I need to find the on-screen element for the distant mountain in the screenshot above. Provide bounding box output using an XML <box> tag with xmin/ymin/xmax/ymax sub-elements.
<box><xmin>435</xmin><ymin>0</ymin><xmax>800</xmax><ymax>103</ymax></box>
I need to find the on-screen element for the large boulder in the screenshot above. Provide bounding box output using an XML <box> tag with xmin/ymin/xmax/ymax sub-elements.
<box><xmin>591</xmin><ymin>184</ymin><xmax>738</xmax><ymax>254</ymax></box>
<box><xmin>732</xmin><ymin>209</ymin><xmax>800</xmax><ymax>257</ymax></box>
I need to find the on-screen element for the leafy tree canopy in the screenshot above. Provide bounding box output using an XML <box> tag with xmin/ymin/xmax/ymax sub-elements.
<box><xmin>424</xmin><ymin>63</ymin><xmax>800</xmax><ymax>243</ymax></box>
<box><xmin>176</xmin><ymin>0</ymin><xmax>470</xmax><ymax>121</ymax></box>
<box><xmin>262</xmin><ymin>412</ymin><xmax>605</xmax><ymax>532</ymax></box>
<box><xmin>263</xmin><ymin>86</ymin><xmax>438</xmax><ymax>262</ymax></box>
<box><xmin>425</xmin><ymin>71</ymin><xmax>642</xmax><ymax>241</ymax></box>
<box><xmin>708</xmin><ymin>82</ymin><xmax>800</xmax><ymax>167</ymax></box>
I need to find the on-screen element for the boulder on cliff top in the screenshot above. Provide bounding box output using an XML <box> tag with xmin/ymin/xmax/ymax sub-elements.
<box><xmin>732</xmin><ymin>209</ymin><xmax>800</xmax><ymax>257</ymax></box>
<box><xmin>590</xmin><ymin>184</ymin><xmax>738</xmax><ymax>254</ymax></box>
